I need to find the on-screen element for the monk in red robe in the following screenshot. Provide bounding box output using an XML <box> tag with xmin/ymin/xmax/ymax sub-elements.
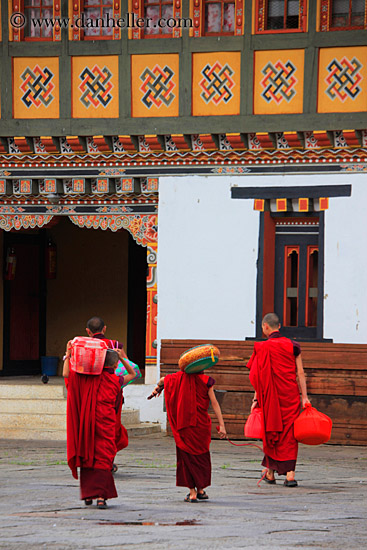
<box><xmin>86</xmin><ymin>316</ymin><xmax>130</xmax><ymax>466</ymax></box>
<box><xmin>149</xmin><ymin>370</ymin><xmax>226</xmax><ymax>502</ymax></box>
<box><xmin>247</xmin><ymin>313</ymin><xmax>310</xmax><ymax>487</ymax></box>
<box><xmin>63</xmin><ymin>347</ymin><xmax>136</xmax><ymax>508</ymax></box>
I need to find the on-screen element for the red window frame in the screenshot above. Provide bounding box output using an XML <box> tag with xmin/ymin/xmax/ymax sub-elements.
<box><xmin>80</xmin><ymin>0</ymin><xmax>114</xmax><ymax>40</ymax></box>
<box><xmin>255</xmin><ymin>0</ymin><xmax>308</xmax><ymax>34</ymax></box>
<box><xmin>202</xmin><ymin>0</ymin><xmax>236</xmax><ymax>36</ymax></box>
<box><xmin>283</xmin><ymin>245</ymin><xmax>300</xmax><ymax>327</ymax></box>
<box><xmin>18</xmin><ymin>0</ymin><xmax>57</xmax><ymax>41</ymax></box>
<box><xmin>305</xmin><ymin>245</ymin><xmax>318</xmax><ymax>327</ymax></box>
<box><xmin>323</xmin><ymin>0</ymin><xmax>367</xmax><ymax>31</ymax></box>
<box><xmin>141</xmin><ymin>0</ymin><xmax>175</xmax><ymax>39</ymax></box>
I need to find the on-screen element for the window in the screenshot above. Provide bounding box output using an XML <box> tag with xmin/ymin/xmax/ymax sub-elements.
<box><xmin>23</xmin><ymin>0</ymin><xmax>54</xmax><ymax>40</ymax></box>
<box><xmin>143</xmin><ymin>0</ymin><xmax>174</xmax><ymax>37</ymax></box>
<box><xmin>203</xmin><ymin>0</ymin><xmax>235</xmax><ymax>35</ymax></box>
<box><xmin>82</xmin><ymin>0</ymin><xmax>113</xmax><ymax>39</ymax></box>
<box><xmin>255</xmin><ymin>0</ymin><xmax>307</xmax><ymax>33</ymax></box>
<box><xmin>330</xmin><ymin>0</ymin><xmax>366</xmax><ymax>29</ymax></box>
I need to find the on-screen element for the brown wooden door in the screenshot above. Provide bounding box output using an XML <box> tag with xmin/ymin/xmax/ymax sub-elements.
<box><xmin>3</xmin><ymin>234</ymin><xmax>46</xmax><ymax>375</ymax></box>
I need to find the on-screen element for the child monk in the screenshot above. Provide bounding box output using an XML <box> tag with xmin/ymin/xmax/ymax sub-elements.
<box><xmin>64</xmin><ymin>347</ymin><xmax>136</xmax><ymax>509</ymax></box>
<box><xmin>149</xmin><ymin>368</ymin><xmax>227</xmax><ymax>502</ymax></box>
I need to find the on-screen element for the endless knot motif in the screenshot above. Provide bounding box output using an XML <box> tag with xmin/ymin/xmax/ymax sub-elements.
<box><xmin>325</xmin><ymin>57</ymin><xmax>362</xmax><ymax>101</ymax></box>
<box><xmin>261</xmin><ymin>60</ymin><xmax>297</xmax><ymax>104</ymax></box>
<box><xmin>199</xmin><ymin>62</ymin><xmax>235</xmax><ymax>105</ymax></box>
<box><xmin>140</xmin><ymin>65</ymin><xmax>175</xmax><ymax>109</ymax></box>
<box><xmin>20</xmin><ymin>65</ymin><xmax>55</xmax><ymax>108</ymax></box>
<box><xmin>79</xmin><ymin>66</ymin><xmax>113</xmax><ymax>108</ymax></box>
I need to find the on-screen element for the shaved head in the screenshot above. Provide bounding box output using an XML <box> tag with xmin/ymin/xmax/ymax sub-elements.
<box><xmin>262</xmin><ymin>313</ymin><xmax>280</xmax><ymax>329</ymax></box>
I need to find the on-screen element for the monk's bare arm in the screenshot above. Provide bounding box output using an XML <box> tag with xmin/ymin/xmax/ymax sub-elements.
<box><xmin>116</xmin><ymin>349</ymin><xmax>136</xmax><ymax>385</ymax></box>
<box><xmin>147</xmin><ymin>376</ymin><xmax>165</xmax><ymax>399</ymax></box>
<box><xmin>296</xmin><ymin>354</ymin><xmax>310</xmax><ymax>407</ymax></box>
<box><xmin>62</xmin><ymin>340</ymin><xmax>72</xmax><ymax>378</ymax></box>
<box><xmin>208</xmin><ymin>387</ymin><xmax>227</xmax><ymax>439</ymax></box>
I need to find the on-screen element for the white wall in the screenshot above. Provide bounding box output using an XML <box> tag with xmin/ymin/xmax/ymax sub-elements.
<box><xmin>157</xmin><ymin>172</ymin><xmax>367</xmax><ymax>348</ymax></box>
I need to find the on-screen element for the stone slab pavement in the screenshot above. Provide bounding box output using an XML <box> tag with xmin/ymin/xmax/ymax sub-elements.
<box><xmin>0</xmin><ymin>435</ymin><xmax>366</xmax><ymax>550</ymax></box>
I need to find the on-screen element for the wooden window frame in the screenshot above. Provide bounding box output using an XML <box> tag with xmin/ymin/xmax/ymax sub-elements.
<box><xmin>255</xmin><ymin>211</ymin><xmax>325</xmax><ymax>340</ymax></box>
<box><xmin>10</xmin><ymin>0</ymin><xmax>61</xmax><ymax>41</ymax></box>
<box><xmin>320</xmin><ymin>0</ymin><xmax>367</xmax><ymax>31</ymax></box>
<box><xmin>141</xmin><ymin>0</ymin><xmax>175</xmax><ymax>39</ymax></box>
<box><xmin>80</xmin><ymin>0</ymin><xmax>114</xmax><ymax>40</ymax></box>
<box><xmin>70</xmin><ymin>0</ymin><xmax>121</xmax><ymax>41</ymax></box>
<box><xmin>202</xmin><ymin>0</ymin><xmax>236</xmax><ymax>36</ymax></box>
<box><xmin>129</xmin><ymin>0</ymin><xmax>182</xmax><ymax>39</ymax></box>
<box><xmin>190</xmin><ymin>0</ymin><xmax>244</xmax><ymax>37</ymax></box>
<box><xmin>255</xmin><ymin>0</ymin><xmax>308</xmax><ymax>34</ymax></box>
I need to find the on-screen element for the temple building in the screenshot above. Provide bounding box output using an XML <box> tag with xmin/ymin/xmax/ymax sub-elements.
<box><xmin>0</xmin><ymin>0</ymin><xmax>366</xmax><ymax>443</ymax></box>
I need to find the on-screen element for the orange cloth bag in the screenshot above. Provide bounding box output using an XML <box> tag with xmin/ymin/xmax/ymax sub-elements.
<box><xmin>244</xmin><ymin>407</ymin><xmax>263</xmax><ymax>439</ymax></box>
<box><xmin>294</xmin><ymin>403</ymin><xmax>332</xmax><ymax>445</ymax></box>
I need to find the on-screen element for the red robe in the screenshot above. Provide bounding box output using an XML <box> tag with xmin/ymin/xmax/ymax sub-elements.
<box><xmin>164</xmin><ymin>371</ymin><xmax>214</xmax><ymax>489</ymax></box>
<box><xmin>66</xmin><ymin>368</ymin><xmax>123</xmax><ymax>500</ymax></box>
<box><xmin>92</xmin><ymin>334</ymin><xmax>128</xmax><ymax>452</ymax></box>
<box><xmin>247</xmin><ymin>337</ymin><xmax>300</xmax><ymax>463</ymax></box>
<box><xmin>164</xmin><ymin>371</ymin><xmax>212</xmax><ymax>455</ymax></box>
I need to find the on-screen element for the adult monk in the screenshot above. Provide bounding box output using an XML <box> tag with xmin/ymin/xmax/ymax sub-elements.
<box><xmin>85</xmin><ymin>316</ymin><xmax>130</xmax><ymax>469</ymax></box>
<box><xmin>149</xmin><ymin>370</ymin><xmax>226</xmax><ymax>502</ymax></box>
<box><xmin>247</xmin><ymin>313</ymin><xmax>310</xmax><ymax>487</ymax></box>
<box><xmin>63</xmin><ymin>347</ymin><xmax>136</xmax><ymax>508</ymax></box>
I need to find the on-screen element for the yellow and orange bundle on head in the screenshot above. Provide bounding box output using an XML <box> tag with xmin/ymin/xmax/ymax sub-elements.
<box><xmin>178</xmin><ymin>344</ymin><xmax>220</xmax><ymax>374</ymax></box>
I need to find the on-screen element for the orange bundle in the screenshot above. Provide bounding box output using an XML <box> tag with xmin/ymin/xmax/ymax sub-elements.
<box><xmin>294</xmin><ymin>403</ymin><xmax>332</xmax><ymax>445</ymax></box>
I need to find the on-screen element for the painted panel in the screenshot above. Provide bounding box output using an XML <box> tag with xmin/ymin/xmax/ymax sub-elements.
<box><xmin>318</xmin><ymin>47</ymin><xmax>367</xmax><ymax>114</ymax></box>
<box><xmin>254</xmin><ymin>49</ymin><xmax>304</xmax><ymax>115</ymax></box>
<box><xmin>71</xmin><ymin>55</ymin><xmax>119</xmax><ymax>118</ymax></box>
<box><xmin>13</xmin><ymin>57</ymin><xmax>59</xmax><ymax>119</ymax></box>
<box><xmin>192</xmin><ymin>51</ymin><xmax>241</xmax><ymax>116</ymax></box>
<box><xmin>131</xmin><ymin>54</ymin><xmax>179</xmax><ymax>118</ymax></box>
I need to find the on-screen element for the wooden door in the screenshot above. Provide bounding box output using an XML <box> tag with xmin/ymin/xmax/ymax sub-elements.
<box><xmin>274</xmin><ymin>228</ymin><xmax>319</xmax><ymax>339</ymax></box>
<box><xmin>3</xmin><ymin>234</ymin><xmax>46</xmax><ymax>375</ymax></box>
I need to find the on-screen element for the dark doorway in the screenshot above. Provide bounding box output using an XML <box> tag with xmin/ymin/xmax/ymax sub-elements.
<box><xmin>2</xmin><ymin>232</ymin><xmax>46</xmax><ymax>375</ymax></box>
<box><xmin>127</xmin><ymin>235</ymin><xmax>147</xmax><ymax>375</ymax></box>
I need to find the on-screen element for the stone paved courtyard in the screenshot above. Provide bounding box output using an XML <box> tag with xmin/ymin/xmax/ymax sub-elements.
<box><xmin>0</xmin><ymin>435</ymin><xmax>366</xmax><ymax>549</ymax></box>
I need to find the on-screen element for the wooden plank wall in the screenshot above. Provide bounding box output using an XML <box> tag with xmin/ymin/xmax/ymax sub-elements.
<box><xmin>160</xmin><ymin>339</ymin><xmax>367</xmax><ymax>446</ymax></box>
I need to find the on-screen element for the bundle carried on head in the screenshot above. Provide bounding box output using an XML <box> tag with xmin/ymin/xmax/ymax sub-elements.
<box><xmin>178</xmin><ymin>344</ymin><xmax>220</xmax><ymax>373</ymax></box>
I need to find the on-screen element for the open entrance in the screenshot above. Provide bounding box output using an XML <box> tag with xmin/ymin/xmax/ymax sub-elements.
<box><xmin>0</xmin><ymin>218</ymin><xmax>147</xmax><ymax>377</ymax></box>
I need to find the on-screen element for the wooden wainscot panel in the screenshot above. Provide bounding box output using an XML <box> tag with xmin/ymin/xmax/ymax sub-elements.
<box><xmin>160</xmin><ymin>339</ymin><xmax>367</xmax><ymax>445</ymax></box>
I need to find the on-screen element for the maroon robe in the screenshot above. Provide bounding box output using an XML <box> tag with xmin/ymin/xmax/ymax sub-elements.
<box><xmin>247</xmin><ymin>333</ymin><xmax>301</xmax><ymax>474</ymax></box>
<box><xmin>92</xmin><ymin>334</ymin><xmax>128</xmax><ymax>452</ymax></box>
<box><xmin>66</xmin><ymin>367</ymin><xmax>124</xmax><ymax>500</ymax></box>
<box><xmin>164</xmin><ymin>371</ymin><xmax>214</xmax><ymax>489</ymax></box>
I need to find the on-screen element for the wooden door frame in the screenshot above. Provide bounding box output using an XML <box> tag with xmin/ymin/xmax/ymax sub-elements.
<box><xmin>255</xmin><ymin>211</ymin><xmax>327</xmax><ymax>341</ymax></box>
<box><xmin>2</xmin><ymin>231</ymin><xmax>47</xmax><ymax>375</ymax></box>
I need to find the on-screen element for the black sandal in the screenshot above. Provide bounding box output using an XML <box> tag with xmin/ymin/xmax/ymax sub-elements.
<box><xmin>84</xmin><ymin>499</ymin><xmax>93</xmax><ymax>506</ymax></box>
<box><xmin>197</xmin><ymin>491</ymin><xmax>209</xmax><ymax>500</ymax></box>
<box><xmin>112</xmin><ymin>463</ymin><xmax>118</xmax><ymax>473</ymax></box>
<box><xmin>97</xmin><ymin>498</ymin><xmax>107</xmax><ymax>509</ymax></box>
<box><xmin>184</xmin><ymin>494</ymin><xmax>198</xmax><ymax>503</ymax></box>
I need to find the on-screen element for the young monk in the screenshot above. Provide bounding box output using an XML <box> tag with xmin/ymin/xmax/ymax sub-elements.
<box><xmin>85</xmin><ymin>316</ymin><xmax>130</xmax><ymax>471</ymax></box>
<box><xmin>63</xmin><ymin>347</ymin><xmax>136</xmax><ymax>508</ymax></box>
<box><xmin>149</xmin><ymin>369</ymin><xmax>227</xmax><ymax>502</ymax></box>
<box><xmin>247</xmin><ymin>312</ymin><xmax>310</xmax><ymax>487</ymax></box>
